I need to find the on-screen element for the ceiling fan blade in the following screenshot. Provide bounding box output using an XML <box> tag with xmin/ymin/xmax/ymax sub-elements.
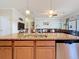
<box><xmin>39</xmin><ymin>12</ymin><xmax>48</xmax><ymax>15</ymax></box>
<box><xmin>52</xmin><ymin>14</ymin><xmax>58</xmax><ymax>16</ymax></box>
<box><xmin>38</xmin><ymin>10</ymin><xmax>49</xmax><ymax>14</ymax></box>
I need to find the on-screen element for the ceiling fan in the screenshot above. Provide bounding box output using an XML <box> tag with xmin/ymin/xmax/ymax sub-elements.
<box><xmin>39</xmin><ymin>0</ymin><xmax>63</xmax><ymax>17</ymax></box>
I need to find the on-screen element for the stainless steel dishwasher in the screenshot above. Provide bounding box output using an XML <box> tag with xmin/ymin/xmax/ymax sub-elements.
<box><xmin>56</xmin><ymin>40</ymin><xmax>79</xmax><ymax>59</ymax></box>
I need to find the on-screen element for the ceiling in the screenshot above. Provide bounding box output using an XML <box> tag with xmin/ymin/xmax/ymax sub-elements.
<box><xmin>0</xmin><ymin>0</ymin><xmax>79</xmax><ymax>18</ymax></box>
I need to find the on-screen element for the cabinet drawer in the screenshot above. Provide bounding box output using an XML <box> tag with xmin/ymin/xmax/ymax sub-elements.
<box><xmin>36</xmin><ymin>41</ymin><xmax>55</xmax><ymax>46</ymax></box>
<box><xmin>14</xmin><ymin>41</ymin><xmax>34</xmax><ymax>46</ymax></box>
<box><xmin>0</xmin><ymin>41</ymin><xmax>12</xmax><ymax>46</ymax></box>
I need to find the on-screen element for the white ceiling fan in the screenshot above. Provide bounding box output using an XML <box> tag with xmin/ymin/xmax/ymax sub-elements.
<box><xmin>39</xmin><ymin>0</ymin><xmax>64</xmax><ymax>17</ymax></box>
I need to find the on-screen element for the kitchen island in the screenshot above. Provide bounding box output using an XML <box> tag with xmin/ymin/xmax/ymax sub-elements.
<box><xmin>0</xmin><ymin>33</ymin><xmax>79</xmax><ymax>59</ymax></box>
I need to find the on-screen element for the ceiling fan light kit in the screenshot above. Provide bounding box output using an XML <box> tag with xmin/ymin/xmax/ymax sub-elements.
<box><xmin>26</xmin><ymin>10</ymin><xmax>30</xmax><ymax>15</ymax></box>
<box><xmin>49</xmin><ymin>10</ymin><xmax>54</xmax><ymax>15</ymax></box>
<box><xmin>48</xmin><ymin>9</ymin><xmax>58</xmax><ymax>17</ymax></box>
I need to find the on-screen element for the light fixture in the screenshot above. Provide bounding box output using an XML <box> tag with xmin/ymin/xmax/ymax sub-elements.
<box><xmin>49</xmin><ymin>10</ymin><xmax>54</xmax><ymax>15</ymax></box>
<box><xmin>26</xmin><ymin>0</ymin><xmax>31</xmax><ymax>15</ymax></box>
<box><xmin>26</xmin><ymin>10</ymin><xmax>30</xmax><ymax>15</ymax></box>
<box><xmin>48</xmin><ymin>0</ymin><xmax>57</xmax><ymax>17</ymax></box>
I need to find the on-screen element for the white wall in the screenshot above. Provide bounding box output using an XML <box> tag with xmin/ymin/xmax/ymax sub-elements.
<box><xmin>0</xmin><ymin>16</ymin><xmax>11</xmax><ymax>36</ymax></box>
<box><xmin>0</xmin><ymin>8</ymin><xmax>25</xmax><ymax>35</ymax></box>
<box><xmin>0</xmin><ymin>9</ymin><xmax>12</xmax><ymax>35</ymax></box>
<box><xmin>0</xmin><ymin>8</ymin><xmax>12</xmax><ymax>17</ymax></box>
<box><xmin>12</xmin><ymin>9</ymin><xmax>25</xmax><ymax>34</ymax></box>
<box><xmin>35</xmin><ymin>18</ymin><xmax>61</xmax><ymax>29</ymax></box>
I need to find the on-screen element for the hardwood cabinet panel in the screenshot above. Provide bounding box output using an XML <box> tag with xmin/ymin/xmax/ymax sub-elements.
<box><xmin>14</xmin><ymin>47</ymin><xmax>34</xmax><ymax>59</ymax></box>
<box><xmin>36</xmin><ymin>47</ymin><xmax>55</xmax><ymax>59</ymax></box>
<box><xmin>36</xmin><ymin>41</ymin><xmax>55</xmax><ymax>46</ymax></box>
<box><xmin>0</xmin><ymin>41</ymin><xmax>12</xmax><ymax>46</ymax></box>
<box><xmin>0</xmin><ymin>47</ymin><xmax>12</xmax><ymax>59</ymax></box>
<box><xmin>14</xmin><ymin>41</ymin><xmax>34</xmax><ymax>46</ymax></box>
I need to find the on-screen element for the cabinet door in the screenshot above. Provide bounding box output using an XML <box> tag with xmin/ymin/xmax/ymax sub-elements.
<box><xmin>14</xmin><ymin>47</ymin><xmax>34</xmax><ymax>59</ymax></box>
<box><xmin>36</xmin><ymin>47</ymin><xmax>55</xmax><ymax>59</ymax></box>
<box><xmin>0</xmin><ymin>47</ymin><xmax>12</xmax><ymax>59</ymax></box>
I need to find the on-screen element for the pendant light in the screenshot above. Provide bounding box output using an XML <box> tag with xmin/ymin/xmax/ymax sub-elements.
<box><xmin>48</xmin><ymin>0</ymin><xmax>57</xmax><ymax>17</ymax></box>
<box><xmin>26</xmin><ymin>0</ymin><xmax>30</xmax><ymax>15</ymax></box>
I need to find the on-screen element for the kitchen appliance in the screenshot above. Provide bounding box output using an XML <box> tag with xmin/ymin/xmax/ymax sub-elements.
<box><xmin>56</xmin><ymin>40</ymin><xmax>79</xmax><ymax>59</ymax></box>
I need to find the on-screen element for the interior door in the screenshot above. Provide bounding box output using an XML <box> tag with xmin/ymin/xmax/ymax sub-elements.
<box><xmin>0</xmin><ymin>16</ymin><xmax>11</xmax><ymax>36</ymax></box>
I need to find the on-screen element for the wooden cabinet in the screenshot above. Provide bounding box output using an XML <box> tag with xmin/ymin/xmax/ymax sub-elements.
<box><xmin>0</xmin><ymin>47</ymin><xmax>12</xmax><ymax>59</ymax></box>
<box><xmin>36</xmin><ymin>47</ymin><xmax>55</xmax><ymax>59</ymax></box>
<box><xmin>36</xmin><ymin>41</ymin><xmax>55</xmax><ymax>59</ymax></box>
<box><xmin>0</xmin><ymin>41</ymin><xmax>12</xmax><ymax>59</ymax></box>
<box><xmin>14</xmin><ymin>41</ymin><xmax>34</xmax><ymax>59</ymax></box>
<box><xmin>0</xmin><ymin>41</ymin><xmax>55</xmax><ymax>59</ymax></box>
<box><xmin>14</xmin><ymin>41</ymin><xmax>55</xmax><ymax>59</ymax></box>
<box><xmin>14</xmin><ymin>47</ymin><xmax>34</xmax><ymax>59</ymax></box>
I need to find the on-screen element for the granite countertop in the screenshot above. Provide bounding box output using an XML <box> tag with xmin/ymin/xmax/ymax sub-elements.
<box><xmin>0</xmin><ymin>33</ymin><xmax>79</xmax><ymax>40</ymax></box>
